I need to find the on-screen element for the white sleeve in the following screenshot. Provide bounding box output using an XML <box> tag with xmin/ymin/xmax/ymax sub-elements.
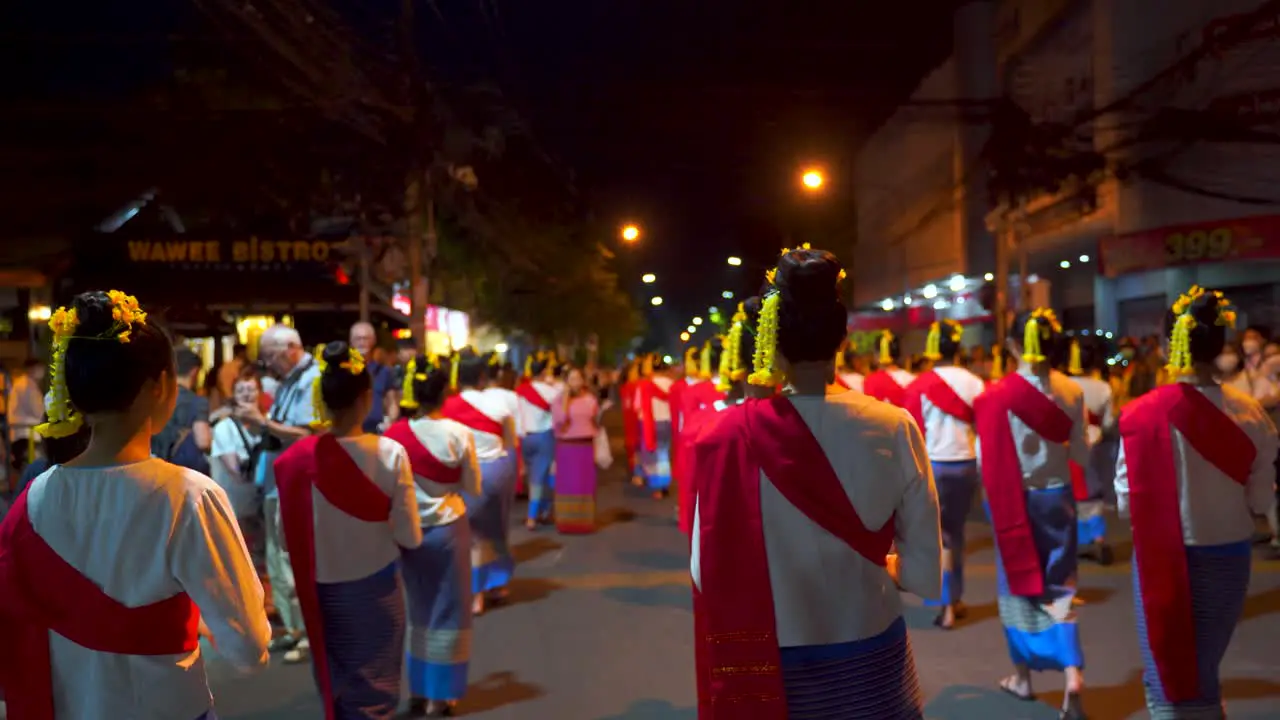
<box><xmin>893</xmin><ymin>417</ymin><xmax>943</xmax><ymax>600</ymax></box>
<box><xmin>1247</xmin><ymin>412</ymin><xmax>1279</xmax><ymax>517</ymax></box>
<box><xmin>210</xmin><ymin>420</ymin><xmax>236</xmax><ymax>459</ymax></box>
<box><xmin>1114</xmin><ymin>442</ymin><xmax>1130</xmax><ymax>519</ymax></box>
<box><xmin>389</xmin><ymin>447</ymin><xmax>424</xmax><ymax>550</ymax></box>
<box><xmin>169</xmin><ymin>483</ymin><xmax>271</xmax><ymax>672</ymax></box>
<box><xmin>690</xmin><ymin>496</ymin><xmax>701</xmax><ymax>592</ymax></box>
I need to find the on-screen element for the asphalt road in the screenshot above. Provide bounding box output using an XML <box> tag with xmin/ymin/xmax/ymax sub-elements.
<box><xmin>207</xmin><ymin>441</ymin><xmax>1280</xmax><ymax>720</ymax></box>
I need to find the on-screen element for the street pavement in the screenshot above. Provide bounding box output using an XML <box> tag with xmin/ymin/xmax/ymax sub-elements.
<box><xmin>208</xmin><ymin>437</ymin><xmax>1280</xmax><ymax>719</ymax></box>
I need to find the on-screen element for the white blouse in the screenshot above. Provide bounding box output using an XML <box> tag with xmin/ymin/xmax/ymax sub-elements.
<box><xmin>976</xmin><ymin>371</ymin><xmax>1089</xmax><ymax>491</ymax></box>
<box><xmin>920</xmin><ymin>365</ymin><xmax>985</xmax><ymax>462</ymax></box>
<box><xmin>1114</xmin><ymin>383</ymin><xmax>1278</xmax><ymax>546</ymax></box>
<box><xmin>459</xmin><ymin>389</ymin><xmax>515</xmax><ymax>461</ymax></box>
<box><xmin>405</xmin><ymin>417</ymin><xmax>482</xmax><ymax>527</ymax></box>
<box><xmin>692</xmin><ymin>392</ymin><xmax>942</xmax><ymax>648</ymax></box>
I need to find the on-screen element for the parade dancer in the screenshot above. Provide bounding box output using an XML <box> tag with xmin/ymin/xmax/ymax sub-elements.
<box><xmin>619</xmin><ymin>361</ymin><xmax>642</xmax><ymax>483</ymax></box>
<box><xmin>863</xmin><ymin>330</ymin><xmax>914</xmax><ymax>407</ymax></box>
<box><xmin>691</xmin><ymin>247</ymin><xmax>940</xmax><ymax>719</ymax></box>
<box><xmin>444</xmin><ymin>349</ymin><xmax>519</xmax><ymax>615</ymax></box>
<box><xmin>1117</xmin><ymin>287</ymin><xmax>1277</xmax><ymax>718</ymax></box>
<box><xmin>1066</xmin><ymin>338</ymin><xmax>1117</xmax><ymax>565</ymax></box>
<box><xmin>517</xmin><ymin>352</ymin><xmax>560</xmax><ymax>530</ymax></box>
<box><xmin>975</xmin><ymin>307</ymin><xmax>1090</xmax><ymax>719</ymax></box>
<box><xmin>673</xmin><ymin>340</ymin><xmax>725</xmax><ymax>535</ymax></box>
<box><xmin>0</xmin><ymin>290</ymin><xmax>271</xmax><ymax>719</ymax></box>
<box><xmin>835</xmin><ymin>340</ymin><xmax>866</xmax><ymax>392</ymax></box>
<box><xmin>903</xmin><ymin>319</ymin><xmax>985</xmax><ymax>629</ymax></box>
<box><xmin>386</xmin><ymin>356</ymin><xmax>482</xmax><ymax>717</ymax></box>
<box><xmin>274</xmin><ymin>342</ymin><xmax>422</xmax><ymax>720</ymax></box>
<box><xmin>637</xmin><ymin>356</ymin><xmax>676</xmax><ymax>500</ymax></box>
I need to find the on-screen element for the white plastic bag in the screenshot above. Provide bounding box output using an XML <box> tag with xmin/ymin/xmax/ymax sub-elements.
<box><xmin>593</xmin><ymin>426</ymin><xmax>614</xmax><ymax>470</ymax></box>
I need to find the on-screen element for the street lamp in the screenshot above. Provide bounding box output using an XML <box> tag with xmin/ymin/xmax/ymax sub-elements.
<box><xmin>641</xmin><ymin>273</ymin><xmax>656</xmax><ymax>284</ymax></box>
<box><xmin>727</xmin><ymin>256</ymin><xmax>743</xmax><ymax>266</ymax></box>
<box><xmin>693</xmin><ymin>317</ymin><xmax>703</xmax><ymax>326</ymax></box>
<box><xmin>687</xmin><ymin>325</ymin><xmax>696</xmax><ymax>334</ymax></box>
<box><xmin>722</xmin><ymin>290</ymin><xmax>734</xmax><ymax>299</ymax></box>
<box><xmin>801</xmin><ymin>169</ymin><xmax>825</xmax><ymax>191</ymax></box>
<box><xmin>651</xmin><ymin>296</ymin><xmax>664</xmax><ymax>306</ymax></box>
<box><xmin>680</xmin><ymin>332</ymin><xmax>690</xmax><ymax>342</ymax></box>
<box><xmin>621</xmin><ymin>224</ymin><xmax>641</xmax><ymax>243</ymax></box>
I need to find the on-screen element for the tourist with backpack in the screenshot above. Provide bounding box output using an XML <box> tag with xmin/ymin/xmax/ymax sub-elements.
<box><xmin>152</xmin><ymin>349</ymin><xmax>212</xmax><ymax>475</ymax></box>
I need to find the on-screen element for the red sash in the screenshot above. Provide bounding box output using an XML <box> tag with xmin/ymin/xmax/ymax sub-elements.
<box><xmin>834</xmin><ymin>375</ymin><xmax>851</xmax><ymax>390</ymax></box>
<box><xmin>974</xmin><ymin>372</ymin><xmax>1073</xmax><ymax>597</ymax></box>
<box><xmin>384</xmin><ymin>419</ymin><xmax>463</xmax><ymax>484</ymax></box>
<box><xmin>692</xmin><ymin>397</ymin><xmax>895</xmax><ymax>718</ymax></box>
<box><xmin>1120</xmin><ymin>384</ymin><xmax>1255</xmax><ymax>703</ymax></box>
<box><xmin>676</xmin><ymin>382</ymin><xmax>726</xmax><ymax>536</ymax></box>
<box><xmin>0</xmin><ymin>490</ymin><xmax>201</xmax><ymax>720</ymax></box>
<box><xmin>903</xmin><ymin>370</ymin><xmax>974</xmax><ymax>438</ymax></box>
<box><xmin>864</xmin><ymin>370</ymin><xmax>907</xmax><ymax>407</ymax></box>
<box><xmin>641</xmin><ymin>379</ymin><xmax>672</xmax><ymax>453</ymax></box>
<box><xmin>515</xmin><ymin>381</ymin><xmax>552</xmax><ymax>413</ymax></box>
<box><xmin>621</xmin><ymin>381</ymin><xmax>639</xmax><ymax>469</ymax></box>
<box><xmin>442</xmin><ymin>395</ymin><xmax>505</xmax><ymax>437</ymax></box>
<box><xmin>275</xmin><ymin>434</ymin><xmax>393</xmax><ymax>720</ymax></box>
<box><xmin>1086</xmin><ymin>410</ymin><xmax>1102</xmax><ymax>426</ymax></box>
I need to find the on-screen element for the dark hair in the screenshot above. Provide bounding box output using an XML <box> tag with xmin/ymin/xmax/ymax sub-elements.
<box><xmin>175</xmin><ymin>348</ymin><xmax>203</xmax><ymax>376</ymax></box>
<box><xmin>737</xmin><ymin>296</ymin><xmax>763</xmax><ymax>373</ymax></box>
<box><xmin>553</xmin><ymin>362</ymin><xmax>569</xmax><ymax>379</ymax></box>
<box><xmin>63</xmin><ymin>291</ymin><xmax>175</xmax><ymax>415</ymax></box>
<box><xmin>1076</xmin><ymin>337</ymin><xmax>1101</xmax><ymax>374</ymax></box>
<box><xmin>935</xmin><ymin>319</ymin><xmax>963</xmax><ymax>360</ymax></box>
<box><xmin>530</xmin><ymin>354</ymin><xmax>551</xmax><ymax>376</ymax></box>
<box><xmin>705</xmin><ymin>339</ymin><xmax>723</xmax><ymax>375</ymax></box>
<box><xmin>1165</xmin><ymin>290</ymin><xmax>1229</xmax><ymax>365</ymax></box>
<box><xmin>1012</xmin><ymin>309</ymin><xmax>1064</xmax><ymax>361</ymax></box>
<box><xmin>773</xmin><ymin>249</ymin><xmax>848</xmax><ymax>364</ymax></box>
<box><xmin>44</xmin><ymin>420</ymin><xmax>91</xmax><ymax>464</ymax></box>
<box><xmin>652</xmin><ymin>356</ymin><xmax>670</xmax><ymax>371</ymax></box>
<box><xmin>319</xmin><ymin>341</ymin><xmax>372</xmax><ymax>412</ymax></box>
<box><xmin>409</xmin><ymin>355</ymin><xmax>450</xmax><ymax>410</ymax></box>
<box><xmin>455</xmin><ymin>348</ymin><xmax>488</xmax><ymax>388</ymax></box>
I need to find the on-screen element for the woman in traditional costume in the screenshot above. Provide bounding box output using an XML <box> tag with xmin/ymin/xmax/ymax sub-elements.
<box><xmin>637</xmin><ymin>356</ymin><xmax>676</xmax><ymax>500</ymax></box>
<box><xmin>444</xmin><ymin>349</ymin><xmax>519</xmax><ymax>614</ymax></box>
<box><xmin>550</xmin><ymin>366</ymin><xmax>602</xmax><ymax>533</ymax></box>
<box><xmin>1116</xmin><ymin>287</ymin><xmax>1277</xmax><ymax>719</ymax></box>
<box><xmin>975</xmin><ymin>308</ymin><xmax>1090</xmax><ymax>719</ymax></box>
<box><xmin>672</xmin><ymin>340</ymin><xmax>726</xmax><ymax>535</ymax></box>
<box><xmin>0</xmin><ymin>290</ymin><xmax>271</xmax><ymax>719</ymax></box>
<box><xmin>903</xmin><ymin>318</ymin><xmax>986</xmax><ymax>629</ymax></box>
<box><xmin>835</xmin><ymin>340</ymin><xmax>866</xmax><ymax>392</ymax></box>
<box><xmin>691</xmin><ymin>247</ymin><xmax>941</xmax><ymax>719</ymax></box>
<box><xmin>386</xmin><ymin>356</ymin><xmax>482</xmax><ymax>717</ymax></box>
<box><xmin>274</xmin><ymin>341</ymin><xmax>422</xmax><ymax>719</ymax></box>
<box><xmin>619</xmin><ymin>360</ymin><xmax>642</xmax><ymax>483</ymax></box>
<box><xmin>863</xmin><ymin>330</ymin><xmax>915</xmax><ymax>407</ymax></box>
<box><xmin>1065</xmin><ymin>337</ymin><xmax>1117</xmax><ymax>565</ymax></box>
<box><xmin>517</xmin><ymin>352</ymin><xmax>560</xmax><ymax>530</ymax></box>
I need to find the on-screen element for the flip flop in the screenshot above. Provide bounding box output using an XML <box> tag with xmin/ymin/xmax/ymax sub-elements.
<box><xmin>998</xmin><ymin>675</ymin><xmax>1034</xmax><ymax>701</ymax></box>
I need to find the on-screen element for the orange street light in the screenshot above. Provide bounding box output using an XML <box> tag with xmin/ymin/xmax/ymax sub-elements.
<box><xmin>621</xmin><ymin>224</ymin><xmax>641</xmax><ymax>243</ymax></box>
<box><xmin>801</xmin><ymin>169</ymin><xmax>825</xmax><ymax>191</ymax></box>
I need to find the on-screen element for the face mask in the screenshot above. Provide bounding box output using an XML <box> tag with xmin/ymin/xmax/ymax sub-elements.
<box><xmin>1216</xmin><ymin>354</ymin><xmax>1240</xmax><ymax>374</ymax></box>
<box><xmin>1243</xmin><ymin>339</ymin><xmax>1263</xmax><ymax>356</ymax></box>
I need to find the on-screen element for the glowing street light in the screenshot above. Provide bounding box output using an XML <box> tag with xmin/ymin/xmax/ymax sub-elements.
<box><xmin>494</xmin><ymin>342</ymin><xmax>509</xmax><ymax>353</ymax></box>
<box><xmin>651</xmin><ymin>296</ymin><xmax>664</xmax><ymax>306</ymax></box>
<box><xmin>687</xmin><ymin>325</ymin><xmax>696</xmax><ymax>334</ymax></box>
<box><xmin>949</xmin><ymin>274</ymin><xmax>966</xmax><ymax>292</ymax></box>
<box><xmin>801</xmin><ymin>169</ymin><xmax>825</xmax><ymax>191</ymax></box>
<box><xmin>727</xmin><ymin>256</ymin><xmax>743</xmax><ymax>266</ymax></box>
<box><xmin>984</xmin><ymin>272</ymin><xmax>994</xmax><ymax>281</ymax></box>
<box><xmin>693</xmin><ymin>317</ymin><xmax>703</xmax><ymax>326</ymax></box>
<box><xmin>680</xmin><ymin>331</ymin><xmax>690</xmax><ymax>342</ymax></box>
<box><xmin>722</xmin><ymin>290</ymin><xmax>734</xmax><ymax>299</ymax></box>
<box><xmin>641</xmin><ymin>273</ymin><xmax>656</xmax><ymax>284</ymax></box>
<box><xmin>621</xmin><ymin>224</ymin><xmax>641</xmax><ymax>243</ymax></box>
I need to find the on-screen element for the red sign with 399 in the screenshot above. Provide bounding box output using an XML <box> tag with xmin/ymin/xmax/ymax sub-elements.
<box><xmin>1098</xmin><ymin>215</ymin><xmax>1280</xmax><ymax>278</ymax></box>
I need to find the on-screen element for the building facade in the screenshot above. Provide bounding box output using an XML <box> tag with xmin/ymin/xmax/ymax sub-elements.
<box><xmin>855</xmin><ymin>0</ymin><xmax>1280</xmax><ymax>348</ymax></box>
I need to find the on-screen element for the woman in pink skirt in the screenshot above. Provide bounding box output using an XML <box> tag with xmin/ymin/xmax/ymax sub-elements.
<box><xmin>551</xmin><ymin>367</ymin><xmax>601</xmax><ymax>534</ymax></box>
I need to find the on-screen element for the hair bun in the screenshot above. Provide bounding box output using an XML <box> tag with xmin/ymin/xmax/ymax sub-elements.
<box><xmin>71</xmin><ymin>291</ymin><xmax>120</xmax><ymax>338</ymax></box>
<box><xmin>775</xmin><ymin>249</ymin><xmax>843</xmax><ymax>308</ymax></box>
<box><xmin>322</xmin><ymin>341</ymin><xmax>351</xmax><ymax>370</ymax></box>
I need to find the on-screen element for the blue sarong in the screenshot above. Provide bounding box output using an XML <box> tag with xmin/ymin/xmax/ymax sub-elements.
<box><xmin>403</xmin><ymin>520</ymin><xmax>473</xmax><ymax>702</ymax></box>
<box><xmin>1077</xmin><ymin>499</ymin><xmax>1107</xmax><ymax>546</ymax></box>
<box><xmin>991</xmin><ymin>486</ymin><xmax>1085</xmax><ymax>671</ymax></box>
<box><xmin>779</xmin><ymin>617</ymin><xmax>924</xmax><ymax>719</ymax></box>
<box><xmin>925</xmin><ymin>460</ymin><xmax>977</xmax><ymax>607</ymax></box>
<box><xmin>641</xmin><ymin>420</ymin><xmax>673</xmax><ymax>491</ymax></box>
<box><xmin>467</xmin><ymin>453</ymin><xmax>516</xmax><ymax>594</ymax></box>
<box><xmin>315</xmin><ymin>561</ymin><xmax>405</xmax><ymax>717</ymax></box>
<box><xmin>1134</xmin><ymin>540</ymin><xmax>1250</xmax><ymax>719</ymax></box>
<box><xmin>522</xmin><ymin>429</ymin><xmax>556</xmax><ymax>522</ymax></box>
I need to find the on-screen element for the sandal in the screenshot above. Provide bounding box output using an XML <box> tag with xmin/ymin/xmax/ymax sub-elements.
<box><xmin>1059</xmin><ymin>692</ymin><xmax>1086</xmax><ymax>719</ymax></box>
<box><xmin>998</xmin><ymin>675</ymin><xmax>1034</xmax><ymax>701</ymax></box>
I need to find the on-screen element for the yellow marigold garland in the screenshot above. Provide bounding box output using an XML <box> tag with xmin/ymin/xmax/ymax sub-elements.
<box><xmin>699</xmin><ymin>340</ymin><xmax>713</xmax><ymax>380</ymax></box>
<box><xmin>310</xmin><ymin>346</ymin><xmax>331</xmax><ymax>430</ymax></box>
<box><xmin>923</xmin><ymin>320</ymin><xmax>963</xmax><ymax>361</ymax></box>
<box><xmin>1166</xmin><ymin>285</ymin><xmax>1235</xmax><ymax>376</ymax></box>
<box><xmin>878</xmin><ymin>330</ymin><xmax>895</xmax><ymax>365</ymax></box>
<box><xmin>720</xmin><ymin>303</ymin><xmax>746</xmax><ymax>390</ymax></box>
<box><xmin>684</xmin><ymin>346</ymin><xmax>699</xmax><ymax>377</ymax></box>
<box><xmin>1068</xmin><ymin>338</ymin><xmax>1084</xmax><ymax>375</ymax></box>
<box><xmin>450</xmin><ymin>353</ymin><xmax>460</xmax><ymax>390</ymax></box>
<box><xmin>1021</xmin><ymin>307</ymin><xmax>1062</xmax><ymax>363</ymax></box>
<box><xmin>748</xmin><ymin>291</ymin><xmax>782</xmax><ymax>386</ymax></box>
<box><xmin>401</xmin><ymin>357</ymin><xmax>420</xmax><ymax>410</ymax></box>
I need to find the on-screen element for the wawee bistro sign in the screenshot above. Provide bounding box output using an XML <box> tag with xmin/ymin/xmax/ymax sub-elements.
<box><xmin>125</xmin><ymin>238</ymin><xmax>344</xmax><ymax>267</ymax></box>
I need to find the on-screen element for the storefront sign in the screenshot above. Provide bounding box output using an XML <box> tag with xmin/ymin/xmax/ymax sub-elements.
<box><xmin>126</xmin><ymin>238</ymin><xmax>340</xmax><ymax>266</ymax></box>
<box><xmin>1098</xmin><ymin>215</ymin><xmax>1280</xmax><ymax>278</ymax></box>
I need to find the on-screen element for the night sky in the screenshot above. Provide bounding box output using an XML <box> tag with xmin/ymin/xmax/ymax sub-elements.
<box><xmin>5</xmin><ymin>0</ymin><xmax>959</xmax><ymax>336</ymax></box>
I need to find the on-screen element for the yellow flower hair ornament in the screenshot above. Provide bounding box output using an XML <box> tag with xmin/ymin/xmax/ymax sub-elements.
<box><xmin>1166</xmin><ymin>286</ymin><xmax>1234</xmax><ymax>375</ymax></box>
<box><xmin>699</xmin><ymin>341</ymin><xmax>713</xmax><ymax>380</ymax></box>
<box><xmin>36</xmin><ymin>307</ymin><xmax>83</xmax><ymax>438</ymax></box>
<box><xmin>923</xmin><ymin>321</ymin><xmax>962</xmax><ymax>361</ymax></box>
<box><xmin>310</xmin><ymin>347</ymin><xmax>332</xmax><ymax>430</ymax></box>
<box><xmin>1021</xmin><ymin>308</ymin><xmax>1062</xmax><ymax>363</ymax></box>
<box><xmin>401</xmin><ymin>356</ymin><xmax>420</xmax><ymax>410</ymax></box>
<box><xmin>339</xmin><ymin>347</ymin><xmax>366</xmax><ymax>376</ymax></box>
<box><xmin>523</xmin><ymin>355</ymin><xmax>533</xmax><ymax>378</ymax></box>
<box><xmin>684</xmin><ymin>346</ymin><xmax>699</xmax><ymax>377</ymax></box>
<box><xmin>748</xmin><ymin>291</ymin><xmax>783</xmax><ymax>387</ymax></box>
<box><xmin>450</xmin><ymin>353</ymin><xmax>460</xmax><ymax>390</ymax></box>
<box><xmin>878</xmin><ymin>330</ymin><xmax>895</xmax><ymax>365</ymax></box>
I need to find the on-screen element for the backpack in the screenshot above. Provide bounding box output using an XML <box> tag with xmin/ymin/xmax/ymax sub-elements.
<box><xmin>167</xmin><ymin>427</ymin><xmax>212</xmax><ymax>475</ymax></box>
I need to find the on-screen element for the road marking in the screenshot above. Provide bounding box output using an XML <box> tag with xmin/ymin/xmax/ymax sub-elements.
<box><xmin>528</xmin><ymin>559</ymin><xmax>1280</xmax><ymax>591</ymax></box>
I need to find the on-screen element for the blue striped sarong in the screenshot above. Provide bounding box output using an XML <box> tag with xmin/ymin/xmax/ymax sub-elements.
<box><xmin>314</xmin><ymin>561</ymin><xmax>405</xmax><ymax>718</ymax></box>
<box><xmin>779</xmin><ymin>617</ymin><xmax>924</xmax><ymax>719</ymax></box>
<box><xmin>924</xmin><ymin>460</ymin><xmax>977</xmax><ymax>607</ymax></box>
<box><xmin>522</xmin><ymin>429</ymin><xmax>556</xmax><ymax>522</ymax></box>
<box><xmin>467</xmin><ymin>453</ymin><xmax>516</xmax><ymax>594</ymax></box>
<box><xmin>1134</xmin><ymin>540</ymin><xmax>1250</xmax><ymax>719</ymax></box>
<box><xmin>403</xmin><ymin>520</ymin><xmax>473</xmax><ymax>702</ymax></box>
<box><xmin>1077</xmin><ymin>499</ymin><xmax>1107</xmax><ymax>546</ymax></box>
<box><xmin>641</xmin><ymin>420</ymin><xmax>673</xmax><ymax>491</ymax></box>
<box><xmin>991</xmin><ymin>486</ymin><xmax>1085</xmax><ymax>671</ymax></box>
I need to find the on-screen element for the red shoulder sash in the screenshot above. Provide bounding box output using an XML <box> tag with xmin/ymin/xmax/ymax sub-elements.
<box><xmin>1119</xmin><ymin>384</ymin><xmax>1255</xmax><ymax>703</ymax></box>
<box><xmin>864</xmin><ymin>370</ymin><xmax>907</xmax><ymax>407</ymax></box>
<box><xmin>515</xmin><ymin>381</ymin><xmax>552</xmax><ymax>413</ymax></box>
<box><xmin>640</xmin><ymin>380</ymin><xmax>672</xmax><ymax>452</ymax></box>
<box><xmin>384</xmin><ymin>419</ymin><xmax>463</xmax><ymax>485</ymax></box>
<box><xmin>692</xmin><ymin>397</ymin><xmax>894</xmax><ymax>718</ymax></box>
<box><xmin>903</xmin><ymin>370</ymin><xmax>974</xmax><ymax>437</ymax></box>
<box><xmin>974</xmin><ymin>372</ymin><xmax>1073</xmax><ymax>597</ymax></box>
<box><xmin>275</xmin><ymin>433</ymin><xmax>392</xmax><ymax>720</ymax></box>
<box><xmin>834</xmin><ymin>375</ymin><xmax>851</xmax><ymax>390</ymax></box>
<box><xmin>0</xmin><ymin>490</ymin><xmax>200</xmax><ymax>720</ymax></box>
<box><xmin>442</xmin><ymin>395</ymin><xmax>505</xmax><ymax>437</ymax></box>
